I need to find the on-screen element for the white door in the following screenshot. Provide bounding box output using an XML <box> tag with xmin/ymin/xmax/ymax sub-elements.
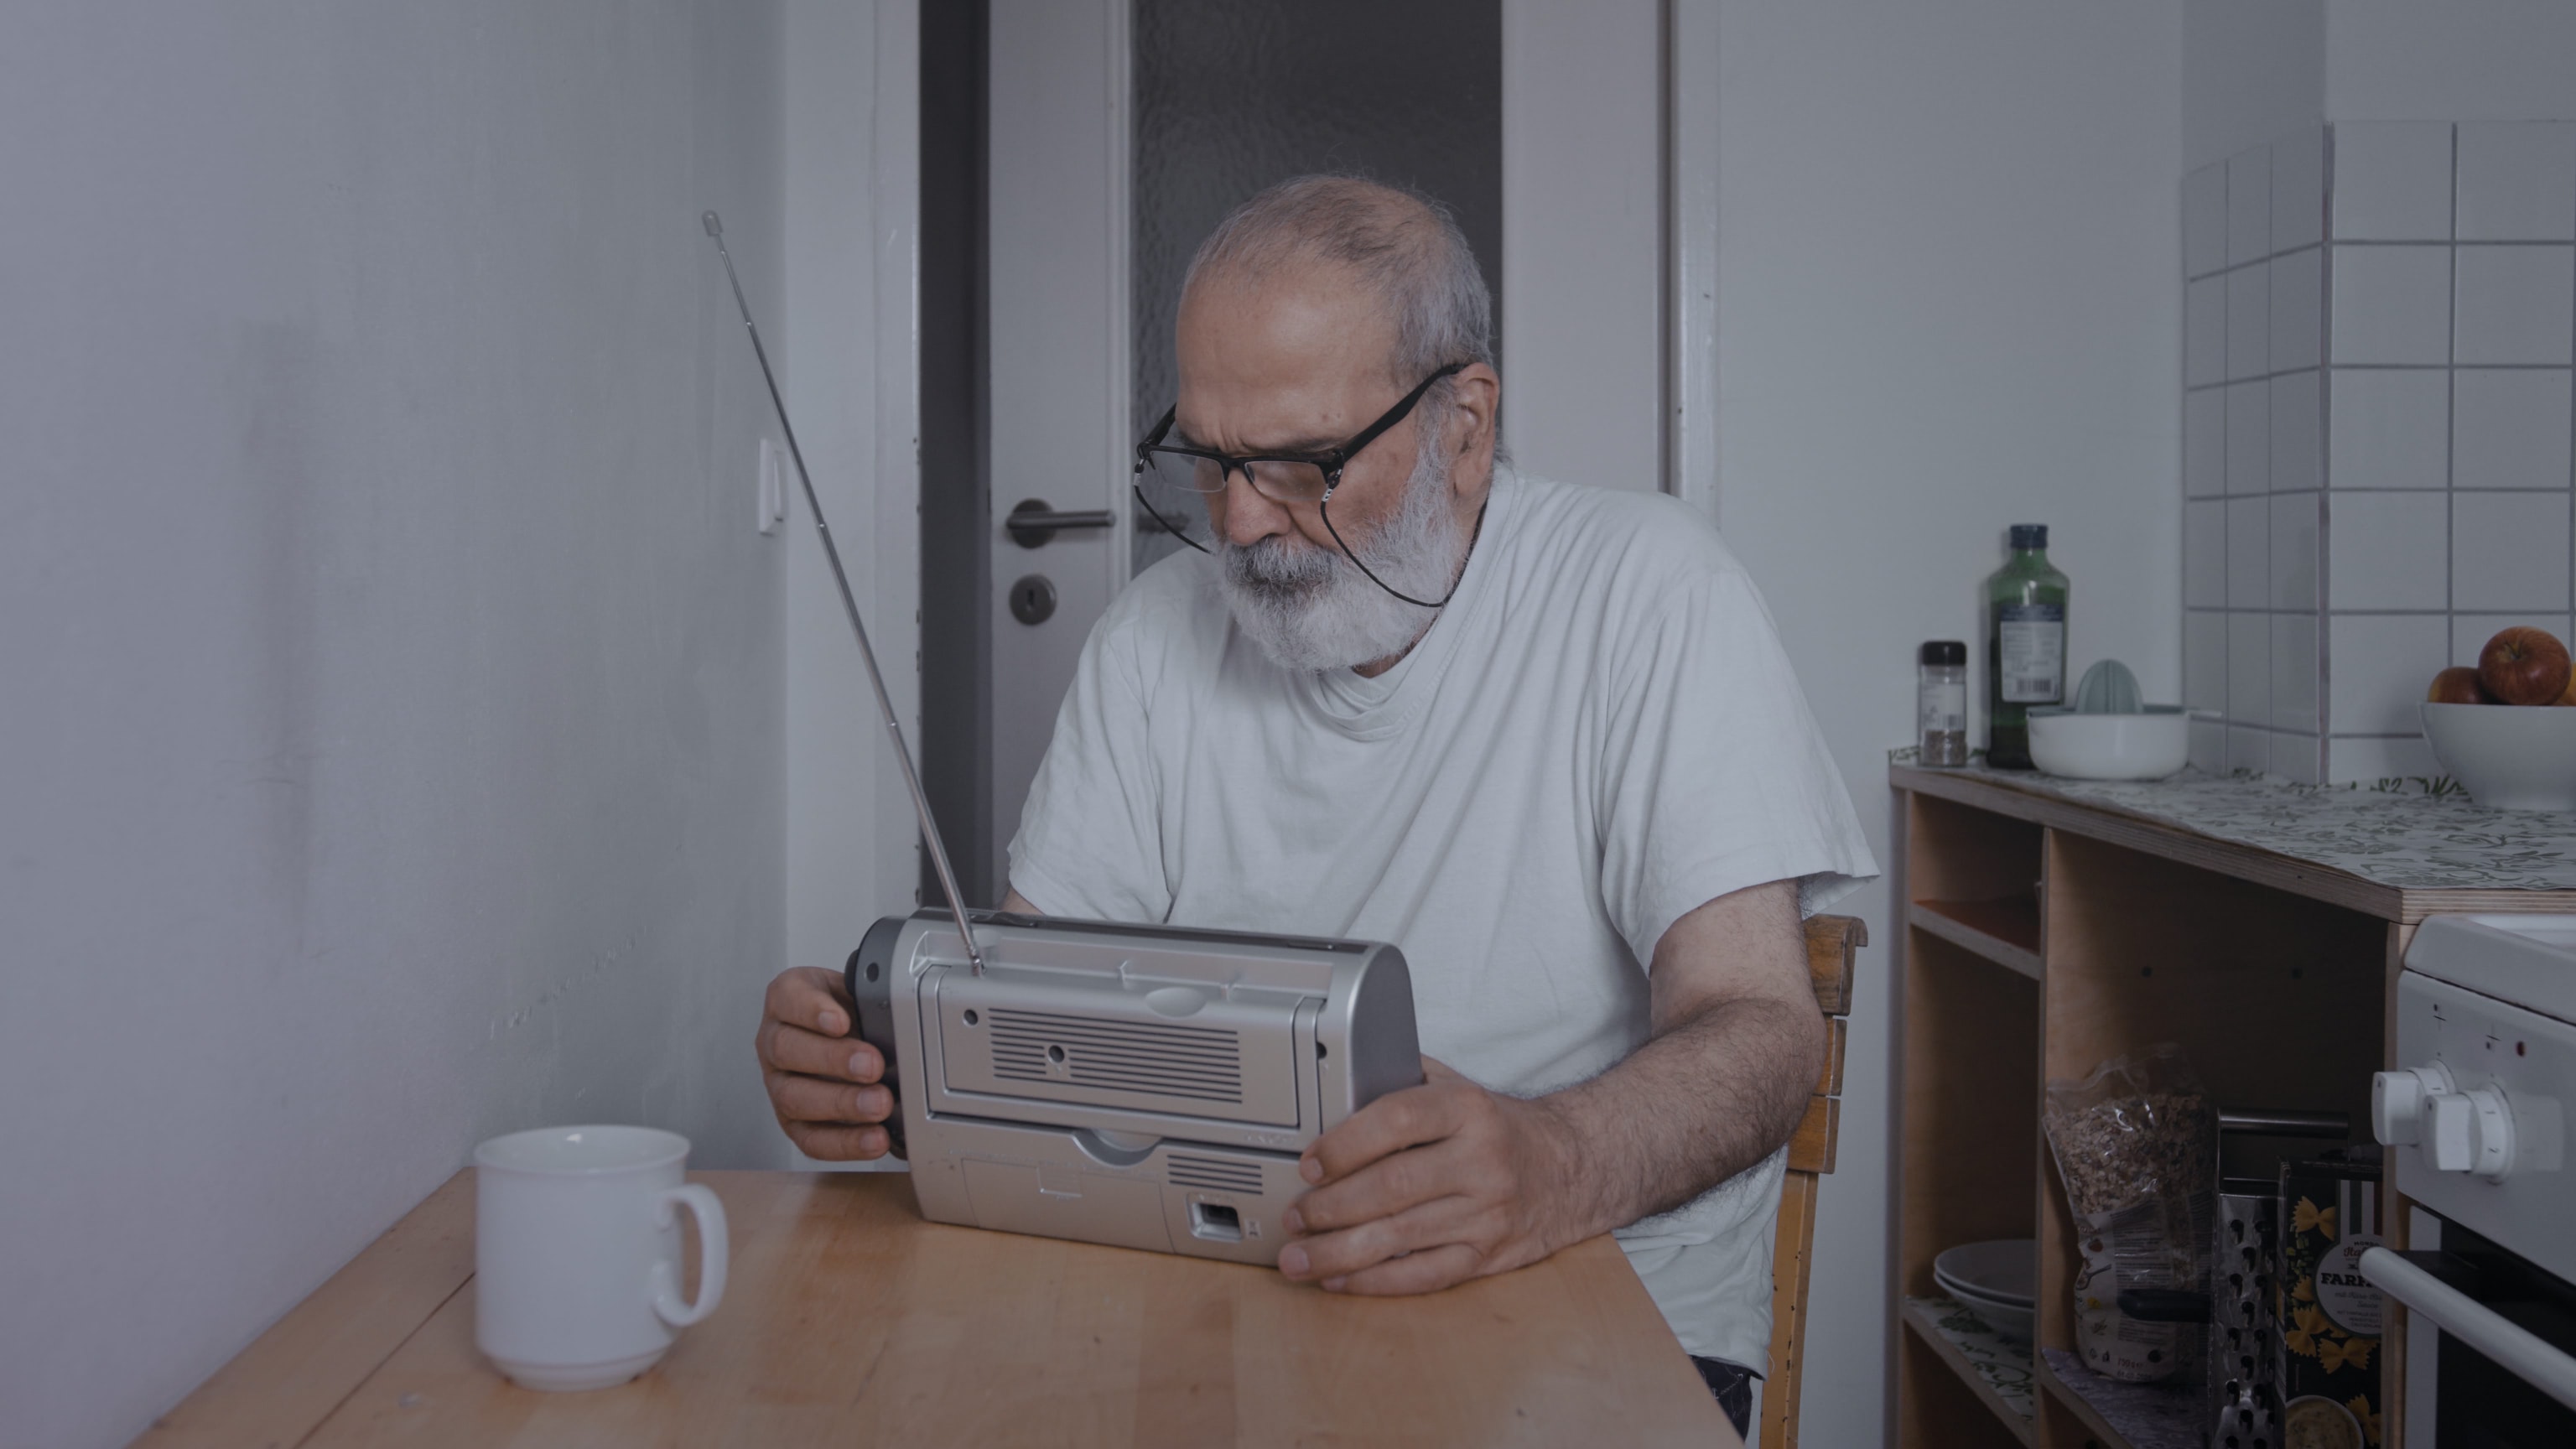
<box><xmin>980</xmin><ymin>0</ymin><xmax>1672</xmax><ymax>896</ymax></box>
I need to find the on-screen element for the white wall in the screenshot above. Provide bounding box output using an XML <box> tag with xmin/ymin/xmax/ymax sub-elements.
<box><xmin>1709</xmin><ymin>3</ymin><xmax>2185</xmax><ymax>1442</ymax></box>
<box><xmin>0</xmin><ymin>5</ymin><xmax>823</xmax><ymax>1445</ymax></box>
<box><xmin>2184</xmin><ymin>0</ymin><xmax>2326</xmax><ymax>170</ymax></box>
<box><xmin>2325</xmin><ymin>0</ymin><xmax>2576</xmax><ymax>121</ymax></box>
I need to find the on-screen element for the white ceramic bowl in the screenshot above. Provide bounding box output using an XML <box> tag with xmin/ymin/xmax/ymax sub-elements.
<box><xmin>1933</xmin><ymin>1239</ymin><xmax>2035</xmax><ymax>1305</ymax></box>
<box><xmin>1938</xmin><ymin>1285</ymin><xmax>2034</xmax><ymax>1342</ymax></box>
<box><xmin>2025</xmin><ymin>709</ymin><xmax>2189</xmax><ymax>781</ymax></box>
<box><xmin>2420</xmin><ymin>701</ymin><xmax>2576</xmax><ymax>811</ymax></box>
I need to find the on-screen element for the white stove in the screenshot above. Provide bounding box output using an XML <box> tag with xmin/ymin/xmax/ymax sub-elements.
<box><xmin>2371</xmin><ymin>914</ymin><xmax>2576</xmax><ymax>1444</ymax></box>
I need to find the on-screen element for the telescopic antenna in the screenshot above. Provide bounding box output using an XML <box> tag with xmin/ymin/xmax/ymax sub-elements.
<box><xmin>702</xmin><ymin>210</ymin><xmax>986</xmax><ymax>976</ymax></box>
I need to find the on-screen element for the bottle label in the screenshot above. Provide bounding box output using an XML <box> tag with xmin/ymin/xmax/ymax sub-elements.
<box><xmin>1998</xmin><ymin>604</ymin><xmax>2064</xmax><ymax>704</ymax></box>
<box><xmin>1918</xmin><ymin>679</ymin><xmax>1966</xmax><ymax>735</ymax></box>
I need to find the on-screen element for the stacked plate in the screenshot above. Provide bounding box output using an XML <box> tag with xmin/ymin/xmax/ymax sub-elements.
<box><xmin>1934</xmin><ymin>1239</ymin><xmax>2035</xmax><ymax>1342</ymax></box>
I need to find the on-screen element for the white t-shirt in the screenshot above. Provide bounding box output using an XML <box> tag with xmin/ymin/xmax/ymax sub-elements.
<box><xmin>1006</xmin><ymin>466</ymin><xmax>1877</xmax><ymax>1367</ymax></box>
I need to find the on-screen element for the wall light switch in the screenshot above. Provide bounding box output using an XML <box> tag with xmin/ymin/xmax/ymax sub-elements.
<box><xmin>757</xmin><ymin>438</ymin><xmax>787</xmax><ymax>535</ymax></box>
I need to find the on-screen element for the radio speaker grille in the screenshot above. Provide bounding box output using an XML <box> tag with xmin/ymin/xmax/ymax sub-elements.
<box><xmin>986</xmin><ymin>1007</ymin><xmax>1243</xmax><ymax>1104</ymax></box>
<box><xmin>1166</xmin><ymin>1153</ymin><xmax>1265</xmax><ymax>1194</ymax></box>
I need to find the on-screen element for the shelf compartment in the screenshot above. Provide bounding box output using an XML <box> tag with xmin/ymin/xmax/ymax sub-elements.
<box><xmin>1909</xmin><ymin>897</ymin><xmax>2042</xmax><ymax>979</ymax></box>
<box><xmin>1898</xmin><ymin>1296</ymin><xmax>2036</xmax><ymax>1446</ymax></box>
<box><xmin>1899</xmin><ymin>929</ymin><xmax>2038</xmax><ymax>1303</ymax></box>
<box><xmin>2035</xmin><ymin>1348</ymin><xmax>2199</xmax><ymax>1449</ymax></box>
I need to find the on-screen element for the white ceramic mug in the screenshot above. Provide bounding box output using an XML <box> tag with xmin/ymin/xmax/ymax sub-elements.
<box><xmin>472</xmin><ymin>1124</ymin><xmax>729</xmax><ymax>1391</ymax></box>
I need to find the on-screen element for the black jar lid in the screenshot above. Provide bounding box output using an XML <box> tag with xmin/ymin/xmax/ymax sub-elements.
<box><xmin>2009</xmin><ymin>523</ymin><xmax>2049</xmax><ymax>549</ymax></box>
<box><xmin>1919</xmin><ymin>640</ymin><xmax>1967</xmax><ymax>666</ymax></box>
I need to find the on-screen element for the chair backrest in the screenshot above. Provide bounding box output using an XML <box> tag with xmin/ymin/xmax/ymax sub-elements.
<box><xmin>1760</xmin><ymin>913</ymin><xmax>1862</xmax><ymax>1449</ymax></box>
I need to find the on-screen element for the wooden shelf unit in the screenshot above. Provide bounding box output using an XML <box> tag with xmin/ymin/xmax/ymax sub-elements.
<box><xmin>1897</xmin><ymin>1297</ymin><xmax>2036</xmax><ymax>1447</ymax></box>
<box><xmin>1891</xmin><ymin>764</ymin><xmax>2576</xmax><ymax>1449</ymax></box>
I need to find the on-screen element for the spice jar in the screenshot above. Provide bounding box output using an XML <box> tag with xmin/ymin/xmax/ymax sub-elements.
<box><xmin>1918</xmin><ymin>641</ymin><xmax>1968</xmax><ymax>766</ymax></box>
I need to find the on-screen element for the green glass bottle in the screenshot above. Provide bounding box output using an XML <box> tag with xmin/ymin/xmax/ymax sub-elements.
<box><xmin>1984</xmin><ymin>523</ymin><xmax>2070</xmax><ymax>769</ymax></box>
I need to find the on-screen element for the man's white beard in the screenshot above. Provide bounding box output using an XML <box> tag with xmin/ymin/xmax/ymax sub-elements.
<box><xmin>1216</xmin><ymin>433</ymin><xmax>1471</xmax><ymax>673</ymax></box>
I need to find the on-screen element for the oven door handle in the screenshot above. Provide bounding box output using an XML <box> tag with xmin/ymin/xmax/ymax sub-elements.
<box><xmin>2360</xmin><ymin>1244</ymin><xmax>2576</xmax><ymax>1413</ymax></box>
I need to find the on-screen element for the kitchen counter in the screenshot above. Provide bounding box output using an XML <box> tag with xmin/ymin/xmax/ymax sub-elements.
<box><xmin>1894</xmin><ymin>762</ymin><xmax>2576</xmax><ymax>919</ymax></box>
<box><xmin>132</xmin><ymin>1169</ymin><xmax>1735</xmax><ymax>1449</ymax></box>
<box><xmin>1891</xmin><ymin>761</ymin><xmax>2576</xmax><ymax>1449</ymax></box>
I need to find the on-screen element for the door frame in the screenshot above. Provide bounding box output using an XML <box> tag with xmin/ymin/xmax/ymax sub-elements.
<box><xmin>782</xmin><ymin>0</ymin><xmax>924</xmax><ymax>1001</ymax></box>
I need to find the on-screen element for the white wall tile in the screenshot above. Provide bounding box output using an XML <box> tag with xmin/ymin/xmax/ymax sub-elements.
<box><xmin>2272</xmin><ymin>614</ymin><xmax>2319</xmax><ymax>732</ymax></box>
<box><xmin>2329</xmin><ymin>369</ymin><xmax>2449</xmax><ymax>489</ymax></box>
<box><xmin>2227</xmin><ymin>495</ymin><xmax>2269</xmax><ymax>607</ymax></box>
<box><xmin>2270</xmin><ymin>491</ymin><xmax>2319</xmax><ymax>610</ymax></box>
<box><xmin>2331</xmin><ymin>246</ymin><xmax>2452</xmax><ymax>365</ymax></box>
<box><xmin>2273</xmin><ymin>732</ymin><xmax>2324</xmax><ymax>784</ymax></box>
<box><xmin>2226</xmin><ymin>724</ymin><xmax>2272</xmax><ymax>776</ymax></box>
<box><xmin>2186</xmin><ymin>276</ymin><xmax>2227</xmax><ymax>387</ymax></box>
<box><xmin>2186</xmin><ymin>499</ymin><xmax>2227</xmax><ymax>608</ymax></box>
<box><xmin>2329</xmin><ymin>612</ymin><xmax>2450</xmax><ymax>734</ymax></box>
<box><xmin>2452</xmin><ymin>491</ymin><xmax>2573</xmax><ymax>612</ymax></box>
<box><xmin>2454</xmin><ymin>246</ymin><xmax>2576</xmax><ymax>366</ymax></box>
<box><xmin>2453</xmin><ymin>369</ymin><xmax>2575</xmax><ymax>491</ymax></box>
<box><xmin>2189</xmin><ymin>717</ymin><xmax>2226</xmax><ymax>773</ymax></box>
<box><xmin>2228</xmin><ymin>145</ymin><xmax>2271</xmax><ymax>266</ymax></box>
<box><xmin>2184</xmin><ymin>163</ymin><xmax>2229</xmax><ymax>278</ymax></box>
<box><xmin>2272</xmin><ymin>124</ymin><xmax>2327</xmax><ymax>254</ymax></box>
<box><xmin>2329</xmin><ymin>734</ymin><xmax>2442</xmax><ymax>786</ymax></box>
<box><xmin>2328</xmin><ymin>491</ymin><xmax>2449</xmax><ymax>610</ymax></box>
<box><xmin>2271</xmin><ymin>370</ymin><xmax>2322</xmax><ymax>492</ymax></box>
<box><xmin>2331</xmin><ymin>122</ymin><xmax>2454</xmax><ymax>242</ymax></box>
<box><xmin>2453</xmin><ymin>613</ymin><xmax>2575</xmax><ymax>667</ymax></box>
<box><xmin>2186</xmin><ymin>387</ymin><xmax>2225</xmax><ymax>497</ymax></box>
<box><xmin>2227</xmin><ymin>263</ymin><xmax>2271</xmax><ymax>381</ymax></box>
<box><xmin>2229</xmin><ymin>613</ymin><xmax>2270</xmax><ymax>729</ymax></box>
<box><xmin>2226</xmin><ymin>382</ymin><xmax>2269</xmax><ymax>495</ymax></box>
<box><xmin>2455</xmin><ymin>122</ymin><xmax>2576</xmax><ymax>242</ymax></box>
<box><xmin>2268</xmin><ymin>248</ymin><xmax>2323</xmax><ymax>371</ymax></box>
<box><xmin>2186</xmin><ymin>609</ymin><xmax>2227</xmax><ymax>710</ymax></box>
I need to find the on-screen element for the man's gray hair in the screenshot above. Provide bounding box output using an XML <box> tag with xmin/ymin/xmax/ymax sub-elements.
<box><xmin>1182</xmin><ymin>175</ymin><xmax>1494</xmax><ymax>387</ymax></box>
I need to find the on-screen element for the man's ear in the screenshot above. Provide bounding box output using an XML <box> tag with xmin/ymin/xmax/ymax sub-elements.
<box><xmin>1446</xmin><ymin>363</ymin><xmax>1501</xmax><ymax>478</ymax></box>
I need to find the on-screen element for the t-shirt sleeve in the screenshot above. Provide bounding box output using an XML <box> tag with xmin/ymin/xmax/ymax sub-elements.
<box><xmin>1004</xmin><ymin>612</ymin><xmax>1173</xmax><ymax>924</ymax></box>
<box><xmin>1595</xmin><ymin>565</ymin><xmax>1878</xmax><ymax>968</ymax></box>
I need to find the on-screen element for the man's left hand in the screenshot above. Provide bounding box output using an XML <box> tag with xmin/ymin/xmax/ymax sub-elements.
<box><xmin>1275</xmin><ymin>1057</ymin><xmax>1583</xmax><ymax>1294</ymax></box>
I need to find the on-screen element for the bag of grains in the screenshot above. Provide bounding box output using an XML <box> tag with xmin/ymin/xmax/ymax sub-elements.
<box><xmin>2043</xmin><ymin>1044</ymin><xmax>2218</xmax><ymax>1383</ymax></box>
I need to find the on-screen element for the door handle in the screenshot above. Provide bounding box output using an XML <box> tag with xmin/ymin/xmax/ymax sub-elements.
<box><xmin>2360</xmin><ymin>1244</ymin><xmax>2576</xmax><ymax>1412</ymax></box>
<box><xmin>1007</xmin><ymin>499</ymin><xmax>1116</xmax><ymax>548</ymax></box>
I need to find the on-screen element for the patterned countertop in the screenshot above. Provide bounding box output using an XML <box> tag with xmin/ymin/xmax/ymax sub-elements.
<box><xmin>1898</xmin><ymin>761</ymin><xmax>2576</xmax><ymax>894</ymax></box>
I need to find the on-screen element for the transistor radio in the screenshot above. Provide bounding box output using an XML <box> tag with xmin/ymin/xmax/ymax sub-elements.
<box><xmin>844</xmin><ymin>908</ymin><xmax>1421</xmax><ymax>1263</ymax></box>
<box><xmin>704</xmin><ymin>210</ymin><xmax>1424</xmax><ymax>1264</ymax></box>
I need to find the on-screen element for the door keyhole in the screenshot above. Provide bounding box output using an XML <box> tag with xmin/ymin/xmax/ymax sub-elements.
<box><xmin>1009</xmin><ymin>574</ymin><xmax>1057</xmax><ymax>626</ymax></box>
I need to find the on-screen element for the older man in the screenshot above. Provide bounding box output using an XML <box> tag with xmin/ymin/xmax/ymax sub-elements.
<box><xmin>755</xmin><ymin>175</ymin><xmax>1872</xmax><ymax>1435</ymax></box>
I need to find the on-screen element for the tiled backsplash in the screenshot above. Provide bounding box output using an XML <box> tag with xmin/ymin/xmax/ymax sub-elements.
<box><xmin>2182</xmin><ymin>122</ymin><xmax>2576</xmax><ymax>783</ymax></box>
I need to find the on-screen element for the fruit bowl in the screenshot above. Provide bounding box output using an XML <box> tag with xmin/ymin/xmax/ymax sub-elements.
<box><xmin>2026</xmin><ymin>707</ymin><xmax>2189</xmax><ymax>781</ymax></box>
<box><xmin>2420</xmin><ymin>703</ymin><xmax>2576</xmax><ymax>811</ymax></box>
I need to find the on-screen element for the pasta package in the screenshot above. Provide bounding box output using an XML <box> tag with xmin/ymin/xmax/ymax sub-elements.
<box><xmin>2277</xmin><ymin>1151</ymin><xmax>2385</xmax><ymax>1448</ymax></box>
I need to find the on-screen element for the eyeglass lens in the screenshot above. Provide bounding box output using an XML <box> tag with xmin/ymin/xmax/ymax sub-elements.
<box><xmin>1139</xmin><ymin>450</ymin><xmax>1330</xmax><ymax>504</ymax></box>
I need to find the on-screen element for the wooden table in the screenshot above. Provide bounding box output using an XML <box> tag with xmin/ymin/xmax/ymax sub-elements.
<box><xmin>137</xmin><ymin>1170</ymin><xmax>1737</xmax><ymax>1447</ymax></box>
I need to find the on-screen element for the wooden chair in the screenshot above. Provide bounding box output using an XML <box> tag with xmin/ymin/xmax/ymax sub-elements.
<box><xmin>1760</xmin><ymin>914</ymin><xmax>1864</xmax><ymax>1449</ymax></box>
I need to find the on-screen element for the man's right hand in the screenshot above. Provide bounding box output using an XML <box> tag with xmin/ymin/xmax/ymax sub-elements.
<box><xmin>756</xmin><ymin>967</ymin><xmax>896</xmax><ymax>1160</ymax></box>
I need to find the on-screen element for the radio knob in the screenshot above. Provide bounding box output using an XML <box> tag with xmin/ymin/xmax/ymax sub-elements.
<box><xmin>2372</xmin><ymin>1064</ymin><xmax>2453</xmax><ymax>1146</ymax></box>
<box><xmin>2423</xmin><ymin>1087</ymin><xmax>2517</xmax><ymax>1181</ymax></box>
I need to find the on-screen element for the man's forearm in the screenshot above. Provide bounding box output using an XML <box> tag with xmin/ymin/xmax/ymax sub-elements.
<box><xmin>1527</xmin><ymin>993</ymin><xmax>1822</xmax><ymax>1249</ymax></box>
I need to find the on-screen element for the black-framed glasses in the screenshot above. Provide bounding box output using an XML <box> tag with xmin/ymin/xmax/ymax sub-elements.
<box><xmin>1131</xmin><ymin>361</ymin><xmax>1468</xmax><ymax>608</ymax></box>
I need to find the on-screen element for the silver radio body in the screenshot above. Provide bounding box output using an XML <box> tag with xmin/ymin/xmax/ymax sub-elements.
<box><xmin>844</xmin><ymin>908</ymin><xmax>1422</xmax><ymax>1265</ymax></box>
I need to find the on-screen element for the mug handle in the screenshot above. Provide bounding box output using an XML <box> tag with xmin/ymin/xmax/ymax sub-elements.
<box><xmin>649</xmin><ymin>1183</ymin><xmax>729</xmax><ymax>1328</ymax></box>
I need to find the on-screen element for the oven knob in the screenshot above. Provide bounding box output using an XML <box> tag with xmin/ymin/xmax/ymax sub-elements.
<box><xmin>2424</xmin><ymin>1087</ymin><xmax>2516</xmax><ymax>1181</ymax></box>
<box><xmin>2372</xmin><ymin>1064</ymin><xmax>2453</xmax><ymax>1146</ymax></box>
